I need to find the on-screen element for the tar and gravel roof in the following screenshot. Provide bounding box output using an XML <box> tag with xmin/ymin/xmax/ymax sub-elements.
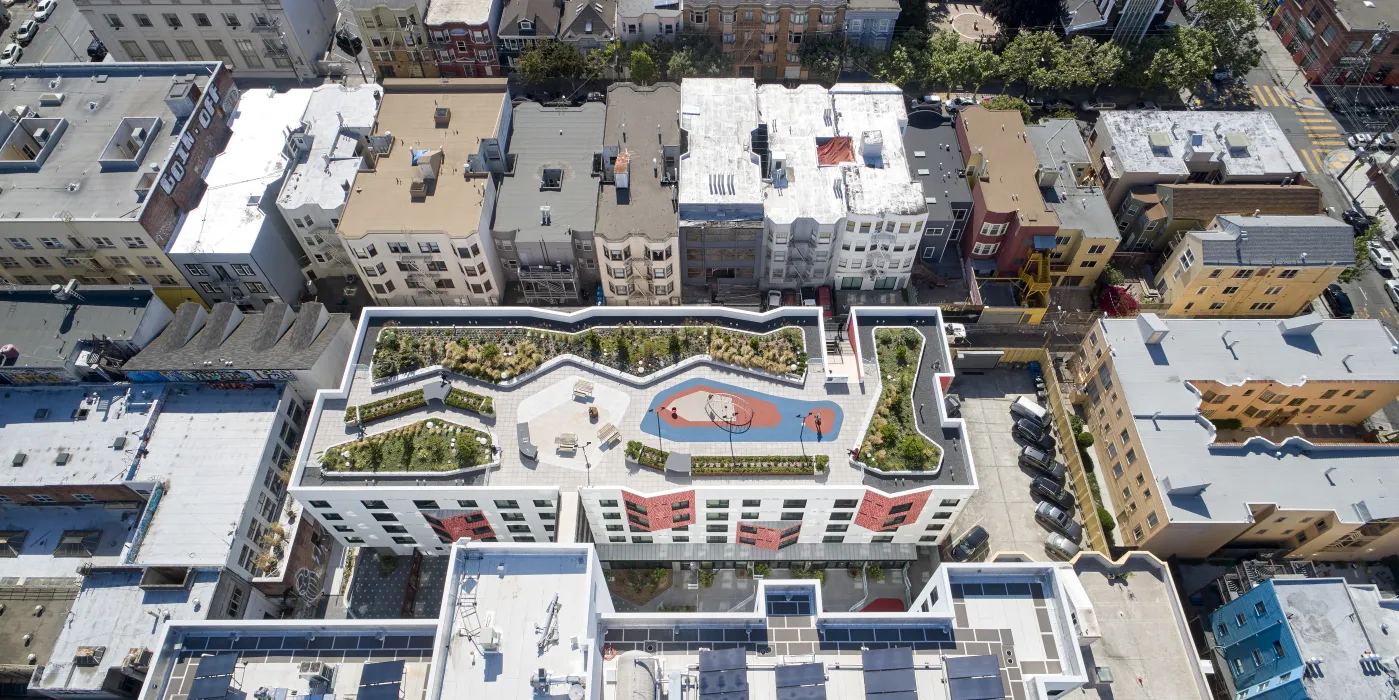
<box><xmin>1097</xmin><ymin>111</ymin><xmax>1306</xmax><ymax>180</ymax></box>
<box><xmin>1027</xmin><ymin>120</ymin><xmax>1116</xmax><ymax>239</ymax></box>
<box><xmin>494</xmin><ymin>102</ymin><xmax>605</xmax><ymax>239</ymax></box>
<box><xmin>901</xmin><ymin>111</ymin><xmax>972</xmax><ymax>222</ymax></box>
<box><xmin>596</xmin><ymin>83</ymin><xmax>679</xmax><ymax>241</ymax></box>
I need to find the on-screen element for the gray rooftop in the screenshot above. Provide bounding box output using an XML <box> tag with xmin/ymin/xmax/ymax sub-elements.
<box><xmin>276</xmin><ymin>83</ymin><xmax>382</xmax><ymax>215</ymax></box>
<box><xmin>1026</xmin><ymin>120</ymin><xmax>1119</xmax><ymax>240</ymax></box>
<box><xmin>425</xmin><ymin>0</ymin><xmax>495</xmax><ymax>24</ymax></box>
<box><xmin>1203</xmin><ymin>214</ymin><xmax>1355</xmax><ymax>267</ymax></box>
<box><xmin>677</xmin><ymin>79</ymin><xmax>763</xmax><ymax>220</ymax></box>
<box><xmin>125</xmin><ymin>301</ymin><xmax>349</xmax><ymax>373</ymax></box>
<box><xmin>595</xmin><ymin>83</ymin><xmax>679</xmax><ymax>241</ymax></box>
<box><xmin>902</xmin><ymin>111</ymin><xmax>972</xmax><ymax>222</ymax></box>
<box><xmin>1097</xmin><ymin>111</ymin><xmax>1305</xmax><ymax>180</ymax></box>
<box><xmin>0</xmin><ymin>286</ymin><xmax>161</xmax><ymax>370</ymax></box>
<box><xmin>1331</xmin><ymin>0</ymin><xmax>1399</xmax><ymax>31</ymax></box>
<box><xmin>0</xmin><ymin>63</ymin><xmax>220</xmax><ymax>220</ymax></box>
<box><xmin>1275</xmin><ymin>579</ymin><xmax>1399</xmax><ymax>700</ymax></box>
<box><xmin>1100</xmin><ymin>315</ymin><xmax>1399</xmax><ymax>525</ymax></box>
<box><xmin>493</xmin><ymin>103</ymin><xmax>605</xmax><ymax>240</ymax></box>
<box><xmin>0</xmin><ymin>385</ymin><xmax>155</xmax><ymax>486</ymax></box>
<box><xmin>1027</xmin><ymin>119</ymin><xmax>1092</xmax><ymax>166</ymax></box>
<box><xmin>498</xmin><ymin>0</ymin><xmax>561</xmax><ymax>36</ymax></box>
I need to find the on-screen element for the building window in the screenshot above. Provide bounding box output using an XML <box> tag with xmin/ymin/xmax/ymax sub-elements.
<box><xmin>121</xmin><ymin>40</ymin><xmax>148</xmax><ymax>61</ymax></box>
<box><xmin>222</xmin><ymin>12</ymin><xmax>241</xmax><ymax>28</ymax></box>
<box><xmin>979</xmin><ymin>222</ymin><xmax>1008</xmax><ymax>238</ymax></box>
<box><xmin>972</xmin><ymin>242</ymin><xmax>1000</xmax><ymax>256</ymax></box>
<box><xmin>104</xmin><ymin>13</ymin><xmax>124</xmax><ymax>29</ymax></box>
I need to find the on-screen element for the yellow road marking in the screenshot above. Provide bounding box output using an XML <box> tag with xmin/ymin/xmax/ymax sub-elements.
<box><xmin>1301</xmin><ymin>98</ymin><xmax>1318</xmax><ymax>107</ymax></box>
<box><xmin>1299</xmin><ymin>149</ymin><xmax>1317</xmax><ymax>171</ymax></box>
<box><xmin>1252</xmin><ymin>85</ymin><xmax>1274</xmax><ymax>107</ymax></box>
<box><xmin>1298</xmin><ymin>116</ymin><xmax>1335</xmax><ymax>123</ymax></box>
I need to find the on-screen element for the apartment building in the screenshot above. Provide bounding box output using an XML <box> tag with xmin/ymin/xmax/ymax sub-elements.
<box><xmin>1026</xmin><ymin>118</ymin><xmax>1118</xmax><ymax>288</ymax></box>
<box><xmin>956</xmin><ymin>106</ymin><xmax>1060</xmax><ymax>278</ymax></box>
<box><xmin>1061</xmin><ymin>0</ymin><xmax>1180</xmax><ymax>45</ymax></box>
<box><xmin>677</xmin><ymin>79</ymin><xmax>764</xmax><ymax>304</ymax></box>
<box><xmin>81</xmin><ymin>0</ymin><xmax>335</xmax><ymax>82</ymax></box>
<box><xmin>1271</xmin><ymin>0</ymin><xmax>1399</xmax><ymax>85</ymax></box>
<box><xmin>1071</xmin><ymin>313</ymin><xmax>1399</xmax><ymax>560</ymax></box>
<box><xmin>350</xmin><ymin>0</ymin><xmax>437</xmax><ymax>79</ymax></box>
<box><xmin>131</xmin><ymin>543</ymin><xmax>1209</xmax><ymax>700</ymax></box>
<box><xmin>1087</xmin><ymin>111</ymin><xmax>1307</xmax><ymax>212</ymax></box>
<box><xmin>561</xmin><ymin>0</ymin><xmax>617</xmax><ymax>53</ymax></box>
<box><xmin>1209</xmin><ymin>578</ymin><xmax>1397</xmax><ymax>700</ymax></box>
<box><xmin>618</xmin><ymin>0</ymin><xmax>682</xmax><ymax>43</ymax></box>
<box><xmin>1152</xmin><ymin>214</ymin><xmax>1353</xmax><ymax>317</ymax></box>
<box><xmin>689</xmin><ymin>0</ymin><xmax>844</xmax><ymax>80</ymax></box>
<box><xmin>426</xmin><ymin>0</ymin><xmax>504</xmax><ymax>78</ymax></box>
<box><xmin>275</xmin><ymin>84</ymin><xmax>384</xmax><ymax>280</ymax></box>
<box><xmin>0</xmin><ymin>285</ymin><xmax>173</xmax><ymax>385</ymax></box>
<box><xmin>0</xmin><ymin>63</ymin><xmax>238</xmax><ymax>310</ymax></box>
<box><xmin>903</xmin><ymin>110</ymin><xmax>972</xmax><ymax>263</ymax></box>
<box><xmin>290</xmin><ymin>305</ymin><xmax>976</xmax><ymax>568</ymax></box>
<box><xmin>1114</xmin><ymin>182</ymin><xmax>1324</xmax><ymax>253</ymax></box>
<box><xmin>845</xmin><ymin>0</ymin><xmax>898</xmax><ymax>51</ymax></box>
<box><xmin>496</xmin><ymin>0</ymin><xmax>561</xmax><ymax>68</ymax></box>
<box><xmin>165</xmin><ymin>88</ymin><xmax>313</xmax><ymax>312</ymax></box>
<box><xmin>336</xmin><ymin>79</ymin><xmax>512</xmax><ymax>306</ymax></box>
<box><xmin>596</xmin><ymin>83</ymin><xmax>682</xmax><ymax>306</ymax></box>
<box><xmin>493</xmin><ymin>103</ymin><xmax>605</xmax><ymax>304</ymax></box>
<box><xmin>124</xmin><ymin>301</ymin><xmax>354</xmax><ymax>401</ymax></box>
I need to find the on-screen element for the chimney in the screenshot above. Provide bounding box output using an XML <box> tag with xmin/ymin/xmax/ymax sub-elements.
<box><xmin>1137</xmin><ymin>313</ymin><xmax>1169</xmax><ymax>345</ymax></box>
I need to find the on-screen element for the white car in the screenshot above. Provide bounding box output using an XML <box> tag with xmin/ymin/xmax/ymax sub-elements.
<box><xmin>1369</xmin><ymin>241</ymin><xmax>1396</xmax><ymax>273</ymax></box>
<box><xmin>767</xmin><ymin>289</ymin><xmax>782</xmax><ymax>310</ymax></box>
<box><xmin>0</xmin><ymin>0</ymin><xmax>17</xmax><ymax>7</ymax></box>
<box><xmin>33</xmin><ymin>0</ymin><xmax>55</xmax><ymax>21</ymax></box>
<box><xmin>1349</xmin><ymin>133</ymin><xmax>1376</xmax><ymax>149</ymax></box>
<box><xmin>1387</xmin><ymin>280</ymin><xmax>1399</xmax><ymax>307</ymax></box>
<box><xmin>0</xmin><ymin>43</ymin><xmax>20</xmax><ymax>66</ymax></box>
<box><xmin>14</xmin><ymin>19</ymin><xmax>36</xmax><ymax>43</ymax></box>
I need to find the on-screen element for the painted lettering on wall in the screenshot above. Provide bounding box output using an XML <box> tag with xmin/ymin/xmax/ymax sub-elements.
<box><xmin>159</xmin><ymin>83</ymin><xmax>223</xmax><ymax>196</ymax></box>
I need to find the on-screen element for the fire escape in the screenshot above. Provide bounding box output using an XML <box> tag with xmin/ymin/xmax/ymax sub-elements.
<box><xmin>1016</xmin><ymin>251</ymin><xmax>1052</xmax><ymax>307</ymax></box>
<box><xmin>398</xmin><ymin>253</ymin><xmax>444</xmax><ymax>300</ymax></box>
<box><xmin>60</xmin><ymin>211</ymin><xmax>118</xmax><ymax>284</ymax></box>
<box><xmin>864</xmin><ymin>229</ymin><xmax>896</xmax><ymax>286</ymax></box>
<box><xmin>785</xmin><ymin>230</ymin><xmax>817</xmax><ymax>285</ymax></box>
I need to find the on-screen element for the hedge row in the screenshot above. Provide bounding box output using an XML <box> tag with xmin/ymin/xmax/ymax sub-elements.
<box><xmin>344</xmin><ymin>390</ymin><xmax>426</xmax><ymax>424</ymax></box>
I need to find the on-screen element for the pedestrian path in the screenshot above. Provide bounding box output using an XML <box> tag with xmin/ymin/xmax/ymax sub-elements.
<box><xmin>1251</xmin><ymin>84</ymin><xmax>1319</xmax><ymax>109</ymax></box>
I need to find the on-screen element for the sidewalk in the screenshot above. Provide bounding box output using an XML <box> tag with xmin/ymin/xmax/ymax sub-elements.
<box><xmin>1253</xmin><ymin>24</ymin><xmax>1325</xmax><ymax>111</ymax></box>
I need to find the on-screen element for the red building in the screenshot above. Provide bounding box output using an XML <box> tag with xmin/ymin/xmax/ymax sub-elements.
<box><xmin>1271</xmin><ymin>0</ymin><xmax>1399</xmax><ymax>86</ymax></box>
<box><xmin>426</xmin><ymin>0</ymin><xmax>505</xmax><ymax>78</ymax></box>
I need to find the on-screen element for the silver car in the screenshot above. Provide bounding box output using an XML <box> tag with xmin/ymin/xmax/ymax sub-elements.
<box><xmin>1046</xmin><ymin>532</ymin><xmax>1081</xmax><ymax>559</ymax></box>
<box><xmin>1035</xmin><ymin>501</ymin><xmax>1083</xmax><ymax>543</ymax></box>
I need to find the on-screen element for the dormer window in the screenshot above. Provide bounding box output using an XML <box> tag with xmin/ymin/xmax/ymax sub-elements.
<box><xmin>585</xmin><ymin>20</ymin><xmax>593</xmax><ymax>32</ymax></box>
<box><xmin>520</xmin><ymin>19</ymin><xmax>533</xmax><ymax>30</ymax></box>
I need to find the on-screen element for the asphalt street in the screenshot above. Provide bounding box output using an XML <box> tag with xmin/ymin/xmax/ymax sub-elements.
<box><xmin>7</xmin><ymin>0</ymin><xmax>91</xmax><ymax>64</ymax></box>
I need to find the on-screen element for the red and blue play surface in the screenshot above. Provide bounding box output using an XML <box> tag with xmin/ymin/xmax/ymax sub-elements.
<box><xmin>640</xmin><ymin>378</ymin><xmax>843</xmax><ymax>443</ymax></box>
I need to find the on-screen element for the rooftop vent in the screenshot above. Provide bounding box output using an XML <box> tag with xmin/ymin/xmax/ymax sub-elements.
<box><xmin>434</xmin><ymin>107</ymin><xmax>451</xmax><ymax>128</ymax></box>
<box><xmin>1225</xmin><ymin>132</ymin><xmax>1250</xmax><ymax>155</ymax></box>
<box><xmin>164</xmin><ymin>81</ymin><xmax>197</xmax><ymax>120</ymax></box>
<box><xmin>54</xmin><ymin>530</ymin><xmax>100</xmax><ymax>558</ymax></box>
<box><xmin>113</xmin><ymin>436</ymin><xmax>127</xmax><ymax>450</ymax></box>
<box><xmin>1137</xmin><ymin>313</ymin><xmax>1169</xmax><ymax>345</ymax></box>
<box><xmin>98</xmin><ymin>117</ymin><xmax>162</xmax><ymax>172</ymax></box>
<box><xmin>73</xmin><ymin>646</ymin><xmax>105</xmax><ymax>666</ymax></box>
<box><xmin>11</xmin><ymin>452</ymin><xmax>25</xmax><ymax>467</ymax></box>
<box><xmin>39</xmin><ymin>92</ymin><xmax>64</xmax><ymax>106</ymax></box>
<box><xmin>409</xmin><ymin>148</ymin><xmax>443</xmax><ymax>197</ymax></box>
<box><xmin>541</xmin><ymin>206</ymin><xmax>552</xmax><ymax>226</ymax></box>
<box><xmin>541</xmin><ymin>167</ymin><xmax>563</xmax><ymax>191</ymax></box>
<box><xmin>34</xmin><ymin>408</ymin><xmax>48</xmax><ymax>421</ymax></box>
<box><xmin>247</xmin><ymin>195</ymin><xmax>262</xmax><ymax>206</ymax></box>
<box><xmin>1148</xmin><ymin>132</ymin><xmax>1171</xmax><ymax>156</ymax></box>
<box><xmin>55</xmin><ymin>452</ymin><xmax>70</xmax><ymax>466</ymax></box>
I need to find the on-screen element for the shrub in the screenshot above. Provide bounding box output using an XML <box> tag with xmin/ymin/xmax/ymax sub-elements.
<box><xmin>1210</xmin><ymin>418</ymin><xmax>1244</xmax><ymax>430</ymax></box>
<box><xmin>1099</xmin><ymin>285</ymin><xmax>1139</xmax><ymax>317</ymax></box>
<box><xmin>754</xmin><ymin>563</ymin><xmax>771</xmax><ymax>577</ymax></box>
<box><xmin>446</xmin><ymin>388</ymin><xmax>495</xmax><ymax>416</ymax></box>
<box><xmin>690</xmin><ymin>455</ymin><xmax>821</xmax><ymax>475</ymax></box>
<box><xmin>860</xmin><ymin>328</ymin><xmax>942</xmax><ymax>472</ymax></box>
<box><xmin>1069</xmin><ymin>414</ymin><xmax>1084</xmax><ymax>434</ymax></box>
<box><xmin>792</xmin><ymin>565</ymin><xmax>825</xmax><ymax>583</ymax></box>
<box><xmin>346</xmin><ymin>390</ymin><xmax>427</xmax><ymax>424</ymax></box>
<box><xmin>1097</xmin><ymin>507</ymin><xmax>1115</xmax><ymax>534</ymax></box>
<box><xmin>698</xmin><ymin>569</ymin><xmax>716</xmax><ymax>587</ymax></box>
<box><xmin>625</xmin><ymin>440</ymin><xmax>669</xmax><ymax>470</ymax></box>
<box><xmin>378</xmin><ymin>554</ymin><xmax>399</xmax><ymax>577</ymax></box>
<box><xmin>1075</xmin><ymin>432</ymin><xmax>1095</xmax><ymax>448</ymax></box>
<box><xmin>867</xmin><ymin>564</ymin><xmax>885</xmax><ymax>582</ymax></box>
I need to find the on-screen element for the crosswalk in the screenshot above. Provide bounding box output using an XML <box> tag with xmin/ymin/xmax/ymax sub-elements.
<box><xmin>1296</xmin><ymin>148</ymin><xmax>1335</xmax><ymax>174</ymax></box>
<box><xmin>1250</xmin><ymin>84</ymin><xmax>1346</xmax><ymax>173</ymax></box>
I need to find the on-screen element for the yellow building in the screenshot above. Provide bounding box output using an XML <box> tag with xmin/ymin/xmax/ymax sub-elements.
<box><xmin>1070</xmin><ymin>314</ymin><xmax>1399</xmax><ymax>561</ymax></box>
<box><xmin>1152</xmin><ymin>214</ymin><xmax>1353</xmax><ymax>317</ymax></box>
<box><xmin>1026</xmin><ymin>118</ymin><xmax>1120</xmax><ymax>290</ymax></box>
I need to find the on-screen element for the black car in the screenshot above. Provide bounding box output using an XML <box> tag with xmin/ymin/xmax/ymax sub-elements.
<box><xmin>1031</xmin><ymin>476</ymin><xmax>1075</xmax><ymax>513</ymax></box>
<box><xmin>1019</xmin><ymin>446</ymin><xmax>1067</xmax><ymax>480</ymax></box>
<box><xmin>1344</xmin><ymin>209</ymin><xmax>1375</xmax><ymax>234</ymax></box>
<box><xmin>947</xmin><ymin>526</ymin><xmax>990</xmax><ymax>562</ymax></box>
<box><xmin>1323</xmin><ymin>283</ymin><xmax>1355</xmax><ymax>318</ymax></box>
<box><xmin>1014</xmin><ymin>419</ymin><xmax>1056</xmax><ymax>452</ymax></box>
<box><xmin>86</xmin><ymin>38</ymin><xmax>107</xmax><ymax>62</ymax></box>
<box><xmin>1014</xmin><ymin>415</ymin><xmax>1046</xmax><ymax>437</ymax></box>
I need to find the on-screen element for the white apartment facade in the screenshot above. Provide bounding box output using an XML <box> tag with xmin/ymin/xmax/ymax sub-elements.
<box><xmin>80</xmin><ymin>0</ymin><xmax>337</xmax><ymax>82</ymax></box>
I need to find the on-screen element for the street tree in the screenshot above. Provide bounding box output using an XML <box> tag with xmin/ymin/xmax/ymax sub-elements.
<box><xmin>666</xmin><ymin>32</ymin><xmax>731</xmax><ymax>78</ymax></box>
<box><xmin>999</xmin><ymin>30</ymin><xmax>1060</xmax><ymax>91</ymax></box>
<box><xmin>629</xmin><ymin>49</ymin><xmax>659</xmax><ymax>85</ymax></box>
<box><xmin>1085</xmin><ymin>38</ymin><xmax>1125</xmax><ymax>93</ymax></box>
<box><xmin>1193</xmin><ymin>0</ymin><xmax>1263</xmax><ymax>76</ymax></box>
<box><xmin>515</xmin><ymin>41</ymin><xmax>588</xmax><ymax>93</ymax></box>
<box><xmin>982</xmin><ymin>0</ymin><xmax>1066</xmax><ymax>30</ymax></box>
<box><xmin>871</xmin><ymin>37</ymin><xmax>925</xmax><ymax>87</ymax></box>
<box><xmin>985</xmin><ymin>95</ymin><xmax>1032</xmax><ymax>121</ymax></box>
<box><xmin>1147</xmin><ymin>26</ymin><xmax>1215</xmax><ymax>93</ymax></box>
<box><xmin>1054</xmin><ymin>35</ymin><xmax>1097</xmax><ymax>91</ymax></box>
<box><xmin>798</xmin><ymin>34</ymin><xmax>845</xmax><ymax>82</ymax></box>
<box><xmin>948</xmin><ymin>41</ymin><xmax>1001</xmax><ymax>95</ymax></box>
<box><xmin>923</xmin><ymin>30</ymin><xmax>962</xmax><ymax>87</ymax></box>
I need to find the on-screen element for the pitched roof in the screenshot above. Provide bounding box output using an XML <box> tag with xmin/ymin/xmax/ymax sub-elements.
<box><xmin>498</xmin><ymin>0</ymin><xmax>560</xmax><ymax>36</ymax></box>
<box><xmin>125</xmin><ymin>302</ymin><xmax>350</xmax><ymax>372</ymax></box>
<box><xmin>1161</xmin><ymin>183</ymin><xmax>1323</xmax><ymax>223</ymax></box>
<box><xmin>1197</xmin><ymin>214</ymin><xmax>1354</xmax><ymax>267</ymax></box>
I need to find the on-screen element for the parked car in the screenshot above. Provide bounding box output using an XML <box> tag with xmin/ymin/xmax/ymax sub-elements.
<box><xmin>1014</xmin><ymin>419</ymin><xmax>1056</xmax><ymax>452</ymax></box>
<box><xmin>1035</xmin><ymin>501</ymin><xmax>1084</xmax><ymax>542</ymax></box>
<box><xmin>1046</xmin><ymin>98</ymin><xmax>1076</xmax><ymax>111</ymax></box>
<box><xmin>1349</xmin><ymin>133</ymin><xmax>1376</xmax><ymax>149</ymax></box>
<box><xmin>1386</xmin><ymin>280</ymin><xmax>1399</xmax><ymax>307</ymax></box>
<box><xmin>945</xmin><ymin>96</ymin><xmax>978</xmax><ymax>112</ymax></box>
<box><xmin>913</xmin><ymin>94</ymin><xmax>943</xmax><ymax>112</ymax></box>
<box><xmin>33</xmin><ymin>0</ymin><xmax>56</xmax><ymax>21</ymax></box>
<box><xmin>1368</xmin><ymin>241</ymin><xmax>1396</xmax><ymax>273</ymax></box>
<box><xmin>1019</xmin><ymin>446</ymin><xmax>1066</xmax><ymax>480</ymax></box>
<box><xmin>0</xmin><ymin>0</ymin><xmax>16</xmax><ymax>7</ymax></box>
<box><xmin>0</xmin><ymin>42</ymin><xmax>20</xmax><ymax>65</ymax></box>
<box><xmin>86</xmin><ymin>37</ymin><xmax>106</xmax><ymax>62</ymax></box>
<box><xmin>1377</xmin><ymin>133</ymin><xmax>1398</xmax><ymax>152</ymax></box>
<box><xmin>1134</xmin><ymin>100</ymin><xmax>1160</xmax><ymax>110</ymax></box>
<box><xmin>1010</xmin><ymin>396</ymin><xmax>1047</xmax><ymax>423</ymax></box>
<box><xmin>1046</xmin><ymin>532</ymin><xmax>1082</xmax><ymax>559</ymax></box>
<box><xmin>585</xmin><ymin>91</ymin><xmax>605</xmax><ymax>103</ymax></box>
<box><xmin>15</xmin><ymin>19</ymin><xmax>37</xmax><ymax>44</ymax></box>
<box><xmin>1081</xmin><ymin>101</ymin><xmax>1117</xmax><ymax>111</ymax></box>
<box><xmin>1014</xmin><ymin>415</ymin><xmax>1046</xmax><ymax>438</ymax></box>
<box><xmin>767</xmin><ymin>289</ymin><xmax>782</xmax><ymax>310</ymax></box>
<box><xmin>1344</xmin><ymin>208</ymin><xmax>1375</xmax><ymax>234</ymax></box>
<box><xmin>1323</xmin><ymin>283</ymin><xmax>1355</xmax><ymax>318</ymax></box>
<box><xmin>1031</xmin><ymin>476</ymin><xmax>1075</xmax><ymax>513</ymax></box>
<box><xmin>1023</xmin><ymin>96</ymin><xmax>1045</xmax><ymax>109</ymax></box>
<box><xmin>947</xmin><ymin>526</ymin><xmax>990</xmax><ymax>562</ymax></box>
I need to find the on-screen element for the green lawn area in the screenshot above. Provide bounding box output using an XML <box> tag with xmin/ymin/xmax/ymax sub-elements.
<box><xmin>859</xmin><ymin>328</ymin><xmax>942</xmax><ymax>472</ymax></box>
<box><xmin>323</xmin><ymin>419</ymin><xmax>492</xmax><ymax>473</ymax></box>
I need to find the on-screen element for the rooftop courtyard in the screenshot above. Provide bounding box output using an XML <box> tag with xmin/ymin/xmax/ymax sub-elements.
<box><xmin>295</xmin><ymin>307</ymin><xmax>972</xmax><ymax>493</ymax></box>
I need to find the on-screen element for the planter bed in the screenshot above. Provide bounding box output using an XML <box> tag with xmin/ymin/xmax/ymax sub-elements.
<box><xmin>373</xmin><ymin>324</ymin><xmax>807</xmax><ymax>383</ymax></box>
<box><xmin>323</xmin><ymin>419</ymin><xmax>492</xmax><ymax>473</ymax></box>
<box><xmin>625</xmin><ymin>441</ymin><xmax>668</xmax><ymax>471</ymax></box>
<box><xmin>691</xmin><ymin>455</ymin><xmax>827</xmax><ymax>475</ymax></box>
<box><xmin>344</xmin><ymin>390</ymin><xmax>426</xmax><ymax>424</ymax></box>
<box><xmin>859</xmin><ymin>328</ymin><xmax>943</xmax><ymax>472</ymax></box>
<box><xmin>446</xmin><ymin>388</ymin><xmax>495</xmax><ymax>416</ymax></box>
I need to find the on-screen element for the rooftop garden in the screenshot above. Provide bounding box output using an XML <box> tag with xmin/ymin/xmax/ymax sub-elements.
<box><xmin>859</xmin><ymin>328</ymin><xmax>942</xmax><ymax>472</ymax></box>
<box><xmin>345</xmin><ymin>387</ymin><xmax>494</xmax><ymax>425</ymax></box>
<box><xmin>624</xmin><ymin>441</ymin><xmax>828</xmax><ymax>475</ymax></box>
<box><xmin>322</xmin><ymin>419</ymin><xmax>492</xmax><ymax>473</ymax></box>
<box><xmin>372</xmin><ymin>324</ymin><xmax>807</xmax><ymax>382</ymax></box>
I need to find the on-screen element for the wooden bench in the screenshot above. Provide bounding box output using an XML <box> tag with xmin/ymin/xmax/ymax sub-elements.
<box><xmin>597</xmin><ymin>423</ymin><xmax>620</xmax><ymax>445</ymax></box>
<box><xmin>555</xmin><ymin>432</ymin><xmax>579</xmax><ymax>452</ymax></box>
<box><xmin>573</xmin><ymin>380</ymin><xmax>594</xmax><ymax>400</ymax></box>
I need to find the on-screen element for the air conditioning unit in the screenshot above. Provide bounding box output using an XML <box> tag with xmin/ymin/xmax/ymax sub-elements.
<box><xmin>298</xmin><ymin>661</ymin><xmax>334</xmax><ymax>683</ymax></box>
<box><xmin>479</xmin><ymin>627</ymin><xmax>503</xmax><ymax>651</ymax></box>
<box><xmin>74</xmin><ymin>646</ymin><xmax>106</xmax><ymax>666</ymax></box>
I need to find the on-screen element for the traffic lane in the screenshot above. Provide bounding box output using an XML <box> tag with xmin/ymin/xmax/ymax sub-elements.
<box><xmin>12</xmin><ymin>0</ymin><xmax>90</xmax><ymax>64</ymax></box>
<box><xmin>1338</xmin><ymin>266</ymin><xmax>1399</xmax><ymax>335</ymax></box>
<box><xmin>1245</xmin><ymin>69</ymin><xmax>1351</xmax><ymax>206</ymax></box>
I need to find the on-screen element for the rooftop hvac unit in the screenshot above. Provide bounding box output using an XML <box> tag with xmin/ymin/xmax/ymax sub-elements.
<box><xmin>74</xmin><ymin>646</ymin><xmax>106</xmax><ymax>667</ymax></box>
<box><xmin>298</xmin><ymin>661</ymin><xmax>335</xmax><ymax>683</ymax></box>
<box><xmin>122</xmin><ymin>647</ymin><xmax>153</xmax><ymax>674</ymax></box>
<box><xmin>34</xmin><ymin>128</ymin><xmax>50</xmax><ymax>144</ymax></box>
<box><xmin>478</xmin><ymin>627</ymin><xmax>503</xmax><ymax>651</ymax></box>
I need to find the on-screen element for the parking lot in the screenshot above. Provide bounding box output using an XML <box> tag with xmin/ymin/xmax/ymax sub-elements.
<box><xmin>948</xmin><ymin>369</ymin><xmax>1081</xmax><ymax>562</ymax></box>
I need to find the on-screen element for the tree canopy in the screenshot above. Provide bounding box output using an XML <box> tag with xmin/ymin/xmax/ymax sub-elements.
<box><xmin>981</xmin><ymin>0</ymin><xmax>1066</xmax><ymax>31</ymax></box>
<box><xmin>515</xmin><ymin>41</ymin><xmax>588</xmax><ymax>88</ymax></box>
<box><xmin>1193</xmin><ymin>0</ymin><xmax>1263</xmax><ymax>76</ymax></box>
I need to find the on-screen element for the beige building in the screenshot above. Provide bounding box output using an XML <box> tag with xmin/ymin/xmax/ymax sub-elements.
<box><xmin>689</xmin><ymin>1</ymin><xmax>845</xmax><ymax>80</ymax></box>
<box><xmin>1152</xmin><ymin>214</ymin><xmax>1353</xmax><ymax>317</ymax></box>
<box><xmin>1071</xmin><ymin>313</ymin><xmax>1399</xmax><ymax>561</ymax></box>
<box><xmin>1026</xmin><ymin>118</ymin><xmax>1120</xmax><ymax>288</ymax></box>
<box><xmin>349</xmin><ymin>0</ymin><xmax>439</xmax><ymax>79</ymax></box>
<box><xmin>596</xmin><ymin>83</ymin><xmax>683</xmax><ymax>305</ymax></box>
<box><xmin>1114</xmin><ymin>182</ymin><xmax>1323</xmax><ymax>253</ymax></box>
<box><xmin>336</xmin><ymin>79</ymin><xmax>510</xmax><ymax>305</ymax></box>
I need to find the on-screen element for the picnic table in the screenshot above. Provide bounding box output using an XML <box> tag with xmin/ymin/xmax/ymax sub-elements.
<box><xmin>597</xmin><ymin>423</ymin><xmax>620</xmax><ymax>445</ymax></box>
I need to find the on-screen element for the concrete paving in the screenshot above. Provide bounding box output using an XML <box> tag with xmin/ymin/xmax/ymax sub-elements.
<box><xmin>949</xmin><ymin>370</ymin><xmax>1070</xmax><ymax>562</ymax></box>
<box><xmin>608</xmin><ymin>565</ymin><xmax>914</xmax><ymax>613</ymax></box>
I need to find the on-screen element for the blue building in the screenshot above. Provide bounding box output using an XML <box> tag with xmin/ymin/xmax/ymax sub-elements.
<box><xmin>1208</xmin><ymin>577</ymin><xmax>1399</xmax><ymax>699</ymax></box>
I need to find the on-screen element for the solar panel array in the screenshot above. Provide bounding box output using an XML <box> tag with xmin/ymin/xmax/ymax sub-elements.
<box><xmin>187</xmin><ymin>653</ymin><xmax>239</xmax><ymax>700</ymax></box>
<box><xmin>862</xmin><ymin>647</ymin><xmax>917</xmax><ymax>700</ymax></box>
<box><xmin>358</xmin><ymin>660</ymin><xmax>405</xmax><ymax>700</ymax></box>
<box><xmin>699</xmin><ymin>648</ymin><xmax>750</xmax><ymax>700</ymax></box>
<box><xmin>775</xmin><ymin>662</ymin><xmax>826</xmax><ymax>700</ymax></box>
<box><xmin>945</xmin><ymin>655</ymin><xmax>1005</xmax><ymax>700</ymax></box>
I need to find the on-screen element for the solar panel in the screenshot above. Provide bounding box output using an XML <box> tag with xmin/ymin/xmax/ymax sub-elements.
<box><xmin>699</xmin><ymin>669</ymin><xmax>748</xmax><ymax>695</ymax></box>
<box><xmin>776</xmin><ymin>685</ymin><xmax>827</xmax><ymax>700</ymax></box>
<box><xmin>865</xmin><ymin>669</ymin><xmax>917</xmax><ymax>694</ymax></box>
<box><xmin>358</xmin><ymin>684</ymin><xmax>401</xmax><ymax>700</ymax></box>
<box><xmin>187</xmin><ymin>675</ymin><xmax>232</xmax><ymax>700</ymax></box>
<box><xmin>945</xmin><ymin>655</ymin><xmax>1000</xmax><ymax>680</ymax></box>
<box><xmin>776</xmin><ymin>663</ymin><xmax>826</xmax><ymax>688</ymax></box>
<box><xmin>862</xmin><ymin>647</ymin><xmax>914</xmax><ymax>672</ymax></box>
<box><xmin>700</xmin><ymin>647</ymin><xmax>747</xmax><ymax>672</ymax></box>
<box><xmin>360</xmin><ymin>660</ymin><xmax>406</xmax><ymax>687</ymax></box>
<box><xmin>193</xmin><ymin>653</ymin><xmax>238</xmax><ymax>679</ymax></box>
<box><xmin>947</xmin><ymin>676</ymin><xmax>1006</xmax><ymax>700</ymax></box>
